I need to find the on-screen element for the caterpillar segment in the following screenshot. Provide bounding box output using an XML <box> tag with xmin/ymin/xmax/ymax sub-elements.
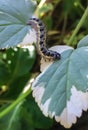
<box><xmin>28</xmin><ymin>18</ymin><xmax>61</xmax><ymax>60</ymax></box>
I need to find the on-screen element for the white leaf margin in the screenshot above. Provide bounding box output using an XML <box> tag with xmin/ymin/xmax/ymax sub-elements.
<box><xmin>32</xmin><ymin>83</ymin><xmax>88</xmax><ymax>128</ymax></box>
<box><xmin>55</xmin><ymin>86</ymin><xmax>88</xmax><ymax>128</ymax></box>
<box><xmin>32</xmin><ymin>45</ymin><xmax>88</xmax><ymax>128</ymax></box>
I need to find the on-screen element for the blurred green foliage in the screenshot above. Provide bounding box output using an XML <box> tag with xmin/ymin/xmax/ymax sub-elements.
<box><xmin>37</xmin><ymin>0</ymin><xmax>88</xmax><ymax>46</ymax></box>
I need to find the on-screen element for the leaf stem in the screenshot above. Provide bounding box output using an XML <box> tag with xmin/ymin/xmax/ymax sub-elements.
<box><xmin>68</xmin><ymin>6</ymin><xmax>88</xmax><ymax>45</ymax></box>
<box><xmin>0</xmin><ymin>88</ymin><xmax>31</xmax><ymax>119</ymax></box>
<box><xmin>34</xmin><ymin>0</ymin><xmax>46</xmax><ymax>16</ymax></box>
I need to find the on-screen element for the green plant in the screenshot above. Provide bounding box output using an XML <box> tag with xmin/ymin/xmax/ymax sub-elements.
<box><xmin>0</xmin><ymin>0</ymin><xmax>88</xmax><ymax>129</ymax></box>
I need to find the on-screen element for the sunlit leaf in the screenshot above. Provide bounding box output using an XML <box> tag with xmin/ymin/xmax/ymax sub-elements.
<box><xmin>32</xmin><ymin>47</ymin><xmax>88</xmax><ymax>128</ymax></box>
<box><xmin>0</xmin><ymin>0</ymin><xmax>36</xmax><ymax>48</ymax></box>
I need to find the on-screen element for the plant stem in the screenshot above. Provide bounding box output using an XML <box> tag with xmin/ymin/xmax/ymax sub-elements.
<box><xmin>0</xmin><ymin>88</ymin><xmax>31</xmax><ymax>119</ymax></box>
<box><xmin>34</xmin><ymin>0</ymin><xmax>46</xmax><ymax>16</ymax></box>
<box><xmin>68</xmin><ymin>6</ymin><xmax>88</xmax><ymax>45</ymax></box>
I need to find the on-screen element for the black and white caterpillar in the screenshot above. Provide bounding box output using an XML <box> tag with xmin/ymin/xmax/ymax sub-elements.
<box><xmin>28</xmin><ymin>17</ymin><xmax>61</xmax><ymax>60</ymax></box>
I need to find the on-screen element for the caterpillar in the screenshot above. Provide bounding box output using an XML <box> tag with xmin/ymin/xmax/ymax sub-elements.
<box><xmin>28</xmin><ymin>17</ymin><xmax>61</xmax><ymax>60</ymax></box>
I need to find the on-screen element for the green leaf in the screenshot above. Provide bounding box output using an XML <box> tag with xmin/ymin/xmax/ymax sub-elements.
<box><xmin>21</xmin><ymin>95</ymin><xmax>53</xmax><ymax>129</ymax></box>
<box><xmin>6</xmin><ymin>47</ymin><xmax>36</xmax><ymax>77</ymax></box>
<box><xmin>32</xmin><ymin>47</ymin><xmax>88</xmax><ymax>128</ymax></box>
<box><xmin>1</xmin><ymin>74</ymin><xmax>31</xmax><ymax>99</ymax></box>
<box><xmin>0</xmin><ymin>95</ymin><xmax>53</xmax><ymax>130</ymax></box>
<box><xmin>0</xmin><ymin>60</ymin><xmax>10</xmax><ymax>86</ymax></box>
<box><xmin>0</xmin><ymin>103</ymin><xmax>22</xmax><ymax>130</ymax></box>
<box><xmin>0</xmin><ymin>0</ymin><xmax>36</xmax><ymax>48</ymax></box>
<box><xmin>0</xmin><ymin>47</ymin><xmax>36</xmax><ymax>83</ymax></box>
<box><xmin>0</xmin><ymin>102</ymin><xmax>35</xmax><ymax>130</ymax></box>
<box><xmin>77</xmin><ymin>35</ymin><xmax>88</xmax><ymax>48</ymax></box>
<box><xmin>62</xmin><ymin>0</ymin><xmax>80</xmax><ymax>14</ymax></box>
<box><xmin>0</xmin><ymin>47</ymin><xmax>36</xmax><ymax>98</ymax></box>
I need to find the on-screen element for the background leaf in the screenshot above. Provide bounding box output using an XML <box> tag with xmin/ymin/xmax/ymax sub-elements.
<box><xmin>0</xmin><ymin>95</ymin><xmax>53</xmax><ymax>130</ymax></box>
<box><xmin>0</xmin><ymin>47</ymin><xmax>36</xmax><ymax>99</ymax></box>
<box><xmin>21</xmin><ymin>95</ymin><xmax>53</xmax><ymax>129</ymax></box>
<box><xmin>0</xmin><ymin>103</ymin><xmax>22</xmax><ymax>130</ymax></box>
<box><xmin>0</xmin><ymin>60</ymin><xmax>10</xmax><ymax>86</ymax></box>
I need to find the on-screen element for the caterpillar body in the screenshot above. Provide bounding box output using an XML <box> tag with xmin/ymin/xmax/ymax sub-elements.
<box><xmin>28</xmin><ymin>18</ymin><xmax>61</xmax><ymax>60</ymax></box>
